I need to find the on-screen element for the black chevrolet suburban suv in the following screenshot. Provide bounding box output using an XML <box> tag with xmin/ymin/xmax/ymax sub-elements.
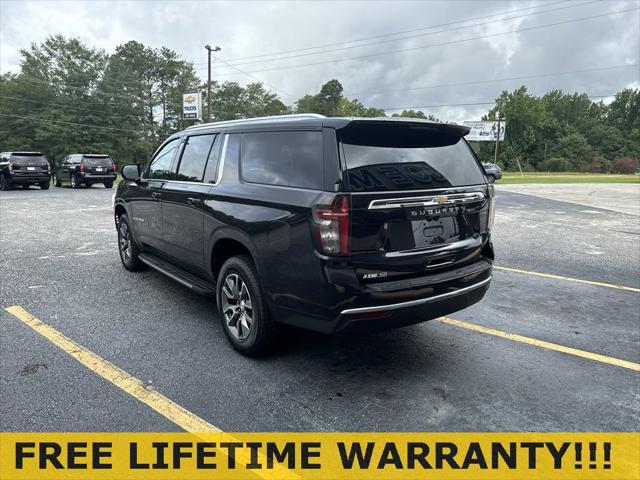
<box><xmin>0</xmin><ymin>151</ymin><xmax>51</xmax><ymax>190</ymax></box>
<box><xmin>54</xmin><ymin>154</ymin><xmax>117</xmax><ymax>188</ymax></box>
<box><xmin>114</xmin><ymin>114</ymin><xmax>494</xmax><ymax>355</ymax></box>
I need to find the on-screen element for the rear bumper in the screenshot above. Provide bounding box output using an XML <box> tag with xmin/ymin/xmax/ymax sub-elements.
<box><xmin>7</xmin><ymin>173</ymin><xmax>50</xmax><ymax>184</ymax></box>
<box><xmin>81</xmin><ymin>173</ymin><xmax>116</xmax><ymax>182</ymax></box>
<box><xmin>270</xmin><ymin>256</ymin><xmax>492</xmax><ymax>334</ymax></box>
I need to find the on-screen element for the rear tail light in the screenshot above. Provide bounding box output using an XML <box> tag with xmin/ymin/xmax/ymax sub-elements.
<box><xmin>112</xmin><ymin>163</ymin><xmax>117</xmax><ymax>174</ymax></box>
<box><xmin>311</xmin><ymin>194</ymin><xmax>350</xmax><ymax>256</ymax></box>
<box><xmin>79</xmin><ymin>163</ymin><xmax>85</xmax><ymax>173</ymax></box>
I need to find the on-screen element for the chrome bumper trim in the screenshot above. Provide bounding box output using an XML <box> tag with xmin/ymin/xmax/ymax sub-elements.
<box><xmin>340</xmin><ymin>275</ymin><xmax>491</xmax><ymax>316</ymax></box>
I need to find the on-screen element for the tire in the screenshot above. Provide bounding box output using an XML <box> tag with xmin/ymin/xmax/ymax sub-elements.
<box><xmin>71</xmin><ymin>174</ymin><xmax>80</xmax><ymax>189</ymax></box>
<box><xmin>40</xmin><ymin>182</ymin><xmax>50</xmax><ymax>190</ymax></box>
<box><xmin>117</xmin><ymin>214</ymin><xmax>143</xmax><ymax>271</ymax></box>
<box><xmin>85</xmin><ymin>183</ymin><xmax>92</xmax><ymax>188</ymax></box>
<box><xmin>217</xmin><ymin>255</ymin><xmax>276</xmax><ymax>356</ymax></box>
<box><xmin>22</xmin><ymin>184</ymin><xmax>29</xmax><ymax>189</ymax></box>
<box><xmin>104</xmin><ymin>181</ymin><xmax>113</xmax><ymax>189</ymax></box>
<box><xmin>54</xmin><ymin>174</ymin><xmax>61</xmax><ymax>187</ymax></box>
<box><xmin>0</xmin><ymin>175</ymin><xmax>11</xmax><ymax>191</ymax></box>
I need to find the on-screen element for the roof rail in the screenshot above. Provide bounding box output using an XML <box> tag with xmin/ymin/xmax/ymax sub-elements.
<box><xmin>185</xmin><ymin>113</ymin><xmax>326</xmax><ymax>131</ymax></box>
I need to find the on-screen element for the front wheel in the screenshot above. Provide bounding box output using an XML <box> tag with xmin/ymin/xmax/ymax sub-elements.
<box><xmin>217</xmin><ymin>255</ymin><xmax>276</xmax><ymax>356</ymax></box>
<box><xmin>54</xmin><ymin>174</ymin><xmax>61</xmax><ymax>187</ymax></box>
<box><xmin>117</xmin><ymin>214</ymin><xmax>143</xmax><ymax>271</ymax></box>
<box><xmin>104</xmin><ymin>181</ymin><xmax>113</xmax><ymax>189</ymax></box>
<box><xmin>40</xmin><ymin>182</ymin><xmax>50</xmax><ymax>190</ymax></box>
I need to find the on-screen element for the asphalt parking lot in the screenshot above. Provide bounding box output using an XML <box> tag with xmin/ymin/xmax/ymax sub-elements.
<box><xmin>1</xmin><ymin>184</ymin><xmax>638</xmax><ymax>432</ymax></box>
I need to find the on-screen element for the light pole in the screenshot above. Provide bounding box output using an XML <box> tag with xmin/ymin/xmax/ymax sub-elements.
<box><xmin>204</xmin><ymin>44</ymin><xmax>221</xmax><ymax>122</ymax></box>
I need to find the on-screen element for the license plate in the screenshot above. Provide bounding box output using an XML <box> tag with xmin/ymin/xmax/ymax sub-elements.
<box><xmin>27</xmin><ymin>166</ymin><xmax>35</xmax><ymax>171</ymax></box>
<box><xmin>95</xmin><ymin>167</ymin><xmax>103</xmax><ymax>172</ymax></box>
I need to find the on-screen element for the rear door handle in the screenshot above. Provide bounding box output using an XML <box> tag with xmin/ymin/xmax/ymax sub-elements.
<box><xmin>151</xmin><ymin>192</ymin><xmax>162</xmax><ymax>200</ymax></box>
<box><xmin>187</xmin><ymin>197</ymin><xmax>202</xmax><ymax>206</ymax></box>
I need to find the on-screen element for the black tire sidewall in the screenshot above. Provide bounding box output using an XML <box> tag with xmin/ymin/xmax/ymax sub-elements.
<box><xmin>217</xmin><ymin>256</ymin><xmax>274</xmax><ymax>356</ymax></box>
<box><xmin>117</xmin><ymin>214</ymin><xmax>142</xmax><ymax>271</ymax></box>
<box><xmin>105</xmin><ymin>182</ymin><xmax>113</xmax><ymax>188</ymax></box>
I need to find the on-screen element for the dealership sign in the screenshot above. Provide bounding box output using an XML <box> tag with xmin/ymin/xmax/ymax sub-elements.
<box><xmin>463</xmin><ymin>121</ymin><xmax>506</xmax><ymax>142</ymax></box>
<box><xmin>182</xmin><ymin>93</ymin><xmax>202</xmax><ymax>120</ymax></box>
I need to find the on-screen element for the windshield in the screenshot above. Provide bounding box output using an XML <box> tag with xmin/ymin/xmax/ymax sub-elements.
<box><xmin>339</xmin><ymin>124</ymin><xmax>485</xmax><ymax>192</ymax></box>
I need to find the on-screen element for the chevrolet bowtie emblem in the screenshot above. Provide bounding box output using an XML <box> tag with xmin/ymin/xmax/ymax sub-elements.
<box><xmin>185</xmin><ymin>95</ymin><xmax>196</xmax><ymax>104</ymax></box>
<box><xmin>434</xmin><ymin>195</ymin><xmax>447</xmax><ymax>204</ymax></box>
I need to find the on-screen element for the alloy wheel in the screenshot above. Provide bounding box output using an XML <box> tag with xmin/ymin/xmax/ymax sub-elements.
<box><xmin>118</xmin><ymin>221</ymin><xmax>131</xmax><ymax>263</ymax></box>
<box><xmin>221</xmin><ymin>273</ymin><xmax>253</xmax><ymax>340</ymax></box>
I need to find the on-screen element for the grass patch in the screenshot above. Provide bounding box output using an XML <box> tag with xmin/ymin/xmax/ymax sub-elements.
<box><xmin>499</xmin><ymin>172</ymin><xmax>640</xmax><ymax>184</ymax></box>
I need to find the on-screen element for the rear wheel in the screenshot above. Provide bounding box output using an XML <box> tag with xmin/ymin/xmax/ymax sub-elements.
<box><xmin>70</xmin><ymin>175</ymin><xmax>80</xmax><ymax>189</ymax></box>
<box><xmin>104</xmin><ymin>181</ymin><xmax>113</xmax><ymax>189</ymax></box>
<box><xmin>217</xmin><ymin>255</ymin><xmax>276</xmax><ymax>356</ymax></box>
<box><xmin>40</xmin><ymin>182</ymin><xmax>50</xmax><ymax>190</ymax></box>
<box><xmin>117</xmin><ymin>214</ymin><xmax>143</xmax><ymax>271</ymax></box>
<box><xmin>0</xmin><ymin>175</ymin><xmax>10</xmax><ymax>191</ymax></box>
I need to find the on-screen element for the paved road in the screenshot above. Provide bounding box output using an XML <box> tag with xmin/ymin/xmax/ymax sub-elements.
<box><xmin>1</xmin><ymin>186</ymin><xmax>638</xmax><ymax>432</ymax></box>
<box><xmin>497</xmin><ymin>183</ymin><xmax>640</xmax><ymax>216</ymax></box>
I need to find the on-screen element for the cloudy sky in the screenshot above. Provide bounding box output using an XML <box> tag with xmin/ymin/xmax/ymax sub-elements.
<box><xmin>1</xmin><ymin>0</ymin><xmax>638</xmax><ymax>122</ymax></box>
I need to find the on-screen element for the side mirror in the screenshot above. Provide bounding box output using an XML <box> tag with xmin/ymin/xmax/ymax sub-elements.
<box><xmin>487</xmin><ymin>175</ymin><xmax>496</xmax><ymax>183</ymax></box>
<box><xmin>121</xmin><ymin>164</ymin><xmax>141</xmax><ymax>182</ymax></box>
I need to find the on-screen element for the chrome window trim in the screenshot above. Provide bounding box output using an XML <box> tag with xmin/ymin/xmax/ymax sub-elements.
<box><xmin>340</xmin><ymin>276</ymin><xmax>491</xmax><ymax>316</ymax></box>
<box><xmin>141</xmin><ymin>134</ymin><xmax>228</xmax><ymax>187</ymax></box>
<box><xmin>368</xmin><ymin>191</ymin><xmax>485</xmax><ymax>210</ymax></box>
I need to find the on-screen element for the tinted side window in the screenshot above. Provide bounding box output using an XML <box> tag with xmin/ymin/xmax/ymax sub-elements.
<box><xmin>241</xmin><ymin>131</ymin><xmax>322</xmax><ymax>189</ymax></box>
<box><xmin>147</xmin><ymin>139</ymin><xmax>179</xmax><ymax>180</ymax></box>
<box><xmin>176</xmin><ymin>134</ymin><xmax>216</xmax><ymax>182</ymax></box>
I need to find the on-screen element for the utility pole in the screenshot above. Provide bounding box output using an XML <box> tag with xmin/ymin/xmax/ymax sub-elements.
<box><xmin>494</xmin><ymin>109</ymin><xmax>502</xmax><ymax>164</ymax></box>
<box><xmin>204</xmin><ymin>44</ymin><xmax>221</xmax><ymax>123</ymax></box>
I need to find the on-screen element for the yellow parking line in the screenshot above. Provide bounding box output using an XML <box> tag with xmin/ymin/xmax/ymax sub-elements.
<box><xmin>494</xmin><ymin>265</ymin><xmax>640</xmax><ymax>293</ymax></box>
<box><xmin>4</xmin><ymin>305</ymin><xmax>298</xmax><ymax>479</ymax></box>
<box><xmin>4</xmin><ymin>305</ymin><xmax>220</xmax><ymax>432</ymax></box>
<box><xmin>438</xmin><ymin>316</ymin><xmax>640</xmax><ymax>372</ymax></box>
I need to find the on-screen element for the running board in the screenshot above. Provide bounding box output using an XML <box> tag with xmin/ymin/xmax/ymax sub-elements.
<box><xmin>139</xmin><ymin>253</ymin><xmax>216</xmax><ymax>295</ymax></box>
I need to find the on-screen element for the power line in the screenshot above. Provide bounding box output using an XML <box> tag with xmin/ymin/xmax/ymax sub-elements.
<box><xmin>344</xmin><ymin>64</ymin><xmax>638</xmax><ymax>97</ymax></box>
<box><xmin>0</xmin><ymin>95</ymin><xmax>142</xmax><ymax>120</ymax></box>
<box><xmin>0</xmin><ymin>113</ymin><xmax>140</xmax><ymax>133</ymax></box>
<box><xmin>209</xmin><ymin>7</ymin><xmax>639</xmax><ymax>77</ymax></box>
<box><xmin>195</xmin><ymin>0</ymin><xmax>573</xmax><ymax>65</ymax></box>
<box><xmin>378</xmin><ymin>94</ymin><xmax>616</xmax><ymax>111</ymax></box>
<box><xmin>210</xmin><ymin>56</ymin><xmax>298</xmax><ymax>99</ymax></box>
<box><xmin>207</xmin><ymin>0</ymin><xmax>598</xmax><ymax>70</ymax></box>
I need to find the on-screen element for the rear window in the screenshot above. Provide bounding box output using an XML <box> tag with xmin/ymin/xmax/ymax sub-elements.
<box><xmin>339</xmin><ymin>123</ymin><xmax>485</xmax><ymax>191</ymax></box>
<box><xmin>10</xmin><ymin>153</ymin><xmax>47</xmax><ymax>165</ymax></box>
<box><xmin>241</xmin><ymin>131</ymin><xmax>323</xmax><ymax>189</ymax></box>
<box><xmin>82</xmin><ymin>156</ymin><xmax>112</xmax><ymax>167</ymax></box>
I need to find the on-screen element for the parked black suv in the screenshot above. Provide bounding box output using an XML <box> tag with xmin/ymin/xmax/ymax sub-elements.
<box><xmin>114</xmin><ymin>115</ymin><xmax>494</xmax><ymax>355</ymax></box>
<box><xmin>0</xmin><ymin>151</ymin><xmax>51</xmax><ymax>190</ymax></box>
<box><xmin>54</xmin><ymin>154</ymin><xmax>117</xmax><ymax>188</ymax></box>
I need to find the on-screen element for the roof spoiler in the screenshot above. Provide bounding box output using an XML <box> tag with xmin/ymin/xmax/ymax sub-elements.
<box><xmin>336</xmin><ymin>118</ymin><xmax>471</xmax><ymax>137</ymax></box>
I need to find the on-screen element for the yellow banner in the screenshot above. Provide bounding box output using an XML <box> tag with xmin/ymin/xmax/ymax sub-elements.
<box><xmin>0</xmin><ymin>433</ymin><xmax>638</xmax><ymax>480</ymax></box>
